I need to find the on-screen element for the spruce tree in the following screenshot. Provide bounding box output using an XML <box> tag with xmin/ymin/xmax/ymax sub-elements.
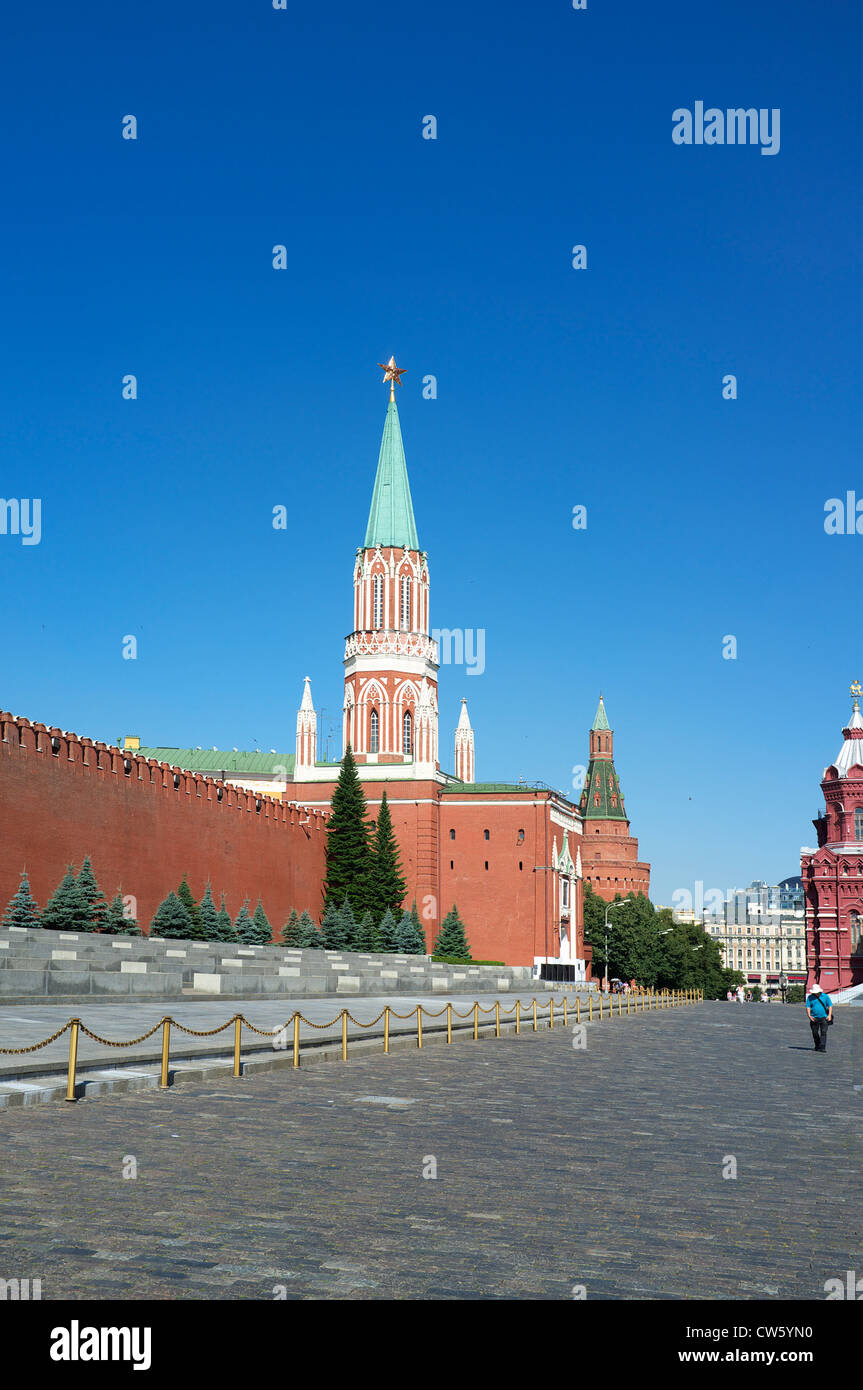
<box><xmin>395</xmin><ymin>910</ymin><xmax>417</xmax><ymax>954</ymax></box>
<box><xmin>282</xmin><ymin>908</ymin><xmax>301</xmax><ymax>947</ymax></box>
<box><xmin>322</xmin><ymin>745</ymin><xmax>372</xmax><ymax>917</ymax></box>
<box><xmin>248</xmin><ymin>899</ymin><xmax>272</xmax><ymax>945</ymax></box>
<box><xmin>321</xmin><ymin>902</ymin><xmax>347</xmax><ymax>951</ymax></box>
<box><xmin>434</xmin><ymin>905</ymin><xmax>471</xmax><ymax>959</ymax></box>
<box><xmin>296</xmin><ymin>910</ymin><xmax>322</xmax><ymax>949</ymax></box>
<box><xmin>42</xmin><ymin>866</ymin><xmax>90</xmax><ymax>933</ymax></box>
<box><xmin>233</xmin><ymin>899</ymin><xmax>253</xmax><ymax>941</ymax></box>
<box><xmin>214</xmin><ymin>893</ymin><xmax>237</xmax><ymax>942</ymax></box>
<box><xmin>198</xmin><ymin>883</ymin><xmax>221</xmax><ymax>940</ymax></box>
<box><xmin>2</xmin><ymin>871</ymin><xmax>40</xmax><ymax>930</ymax></box>
<box><xmin>177</xmin><ymin>875</ymin><xmax>203</xmax><ymax>938</ymax></box>
<box><xmin>103</xmin><ymin>890</ymin><xmax>141</xmax><ymax>936</ymax></box>
<box><xmin>378</xmin><ymin>907</ymin><xmax>398</xmax><ymax>953</ymax></box>
<box><xmin>151</xmin><ymin>891</ymin><xmax>193</xmax><ymax>939</ymax></box>
<box><xmin>356</xmin><ymin>910</ymin><xmax>379</xmax><ymax>953</ymax></box>
<box><xmin>340</xmin><ymin>898</ymin><xmax>359</xmax><ymax>950</ymax></box>
<box><xmin>368</xmin><ymin>789</ymin><xmax>406</xmax><ymax>923</ymax></box>
<box><xmin>76</xmin><ymin>856</ymin><xmax>107</xmax><ymax>932</ymax></box>
<box><xmin>395</xmin><ymin>904</ymin><xmax>427</xmax><ymax>955</ymax></box>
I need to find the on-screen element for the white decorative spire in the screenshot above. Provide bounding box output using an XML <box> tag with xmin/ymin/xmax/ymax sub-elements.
<box><xmin>833</xmin><ymin>700</ymin><xmax>863</xmax><ymax>778</ymax></box>
<box><xmin>454</xmin><ymin>697</ymin><xmax>475</xmax><ymax>783</ymax></box>
<box><xmin>295</xmin><ymin>676</ymin><xmax>317</xmax><ymax>774</ymax></box>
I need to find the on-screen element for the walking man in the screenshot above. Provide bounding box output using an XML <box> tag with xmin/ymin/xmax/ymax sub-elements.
<box><xmin>805</xmin><ymin>983</ymin><xmax>834</xmax><ymax>1052</ymax></box>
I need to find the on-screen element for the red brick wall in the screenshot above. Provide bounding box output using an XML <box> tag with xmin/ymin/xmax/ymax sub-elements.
<box><xmin>0</xmin><ymin>715</ymin><xmax>327</xmax><ymax>937</ymax></box>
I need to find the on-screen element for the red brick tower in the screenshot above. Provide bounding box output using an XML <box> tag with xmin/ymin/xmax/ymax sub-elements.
<box><xmin>577</xmin><ymin>696</ymin><xmax>650</xmax><ymax>901</ymax></box>
<box><xmin>802</xmin><ymin>687</ymin><xmax>863</xmax><ymax>991</ymax></box>
<box><xmin>342</xmin><ymin>359</ymin><xmax>439</xmax><ymax>776</ymax></box>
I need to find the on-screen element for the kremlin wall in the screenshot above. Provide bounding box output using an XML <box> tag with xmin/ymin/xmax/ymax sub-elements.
<box><xmin>0</xmin><ymin>712</ymin><xmax>327</xmax><ymax>934</ymax></box>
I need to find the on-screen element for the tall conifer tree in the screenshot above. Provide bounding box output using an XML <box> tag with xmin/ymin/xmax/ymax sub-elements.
<box><xmin>368</xmin><ymin>789</ymin><xmax>406</xmax><ymax>924</ymax></box>
<box><xmin>198</xmin><ymin>883</ymin><xmax>221</xmax><ymax>940</ymax></box>
<box><xmin>322</xmin><ymin>745</ymin><xmax>372</xmax><ymax>917</ymax></box>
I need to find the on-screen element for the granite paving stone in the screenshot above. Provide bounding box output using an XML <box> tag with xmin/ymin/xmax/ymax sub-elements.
<box><xmin>0</xmin><ymin>1001</ymin><xmax>860</xmax><ymax>1300</ymax></box>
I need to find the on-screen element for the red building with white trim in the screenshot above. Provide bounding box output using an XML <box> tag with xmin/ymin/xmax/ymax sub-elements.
<box><xmin>802</xmin><ymin>690</ymin><xmax>863</xmax><ymax>992</ymax></box>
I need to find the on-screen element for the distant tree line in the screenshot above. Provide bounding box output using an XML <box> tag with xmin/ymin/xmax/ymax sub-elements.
<box><xmin>582</xmin><ymin>882</ymin><xmax>745</xmax><ymax>999</ymax></box>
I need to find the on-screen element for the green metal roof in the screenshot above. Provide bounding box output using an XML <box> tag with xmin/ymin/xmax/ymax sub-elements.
<box><xmin>363</xmin><ymin>398</ymin><xmax>420</xmax><ymax>550</ymax></box>
<box><xmin>442</xmin><ymin>782</ymin><xmax>546</xmax><ymax>794</ymax></box>
<box><xmin>580</xmin><ymin>759</ymin><xmax>627</xmax><ymax>820</ymax></box>
<box><xmin>133</xmin><ymin>748</ymin><xmax>295</xmax><ymax>776</ymax></box>
<box><xmin>591</xmin><ymin>696</ymin><xmax>611</xmax><ymax>732</ymax></box>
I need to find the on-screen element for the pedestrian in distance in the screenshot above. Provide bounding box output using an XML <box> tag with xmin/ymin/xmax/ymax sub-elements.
<box><xmin>805</xmin><ymin>983</ymin><xmax>833</xmax><ymax>1052</ymax></box>
<box><xmin>736</xmin><ymin>985</ymin><xmax>745</xmax><ymax>1004</ymax></box>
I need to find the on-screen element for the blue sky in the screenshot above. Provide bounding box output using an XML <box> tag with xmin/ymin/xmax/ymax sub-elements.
<box><xmin>1</xmin><ymin>0</ymin><xmax>860</xmax><ymax>905</ymax></box>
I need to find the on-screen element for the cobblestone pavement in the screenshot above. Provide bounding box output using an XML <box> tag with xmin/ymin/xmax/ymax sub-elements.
<box><xmin>1</xmin><ymin>1002</ymin><xmax>860</xmax><ymax>1301</ymax></box>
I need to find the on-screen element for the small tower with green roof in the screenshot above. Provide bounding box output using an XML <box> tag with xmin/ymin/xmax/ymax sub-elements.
<box><xmin>581</xmin><ymin>695</ymin><xmax>627</xmax><ymax>820</ymax></box>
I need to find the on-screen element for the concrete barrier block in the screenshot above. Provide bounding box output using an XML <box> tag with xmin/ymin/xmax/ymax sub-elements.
<box><xmin>193</xmin><ymin>972</ymin><xmax>223</xmax><ymax>992</ymax></box>
<box><xmin>111</xmin><ymin>941</ymin><xmax>133</xmax><ymax>950</ymax></box>
<box><xmin>47</xmin><ymin>970</ymin><xmax>91</xmax><ymax>994</ymax></box>
<box><xmin>120</xmin><ymin>961</ymin><xmax>148</xmax><ymax>974</ymax></box>
<box><xmin>166</xmin><ymin>950</ymin><xmax>187</xmax><ymax>958</ymax></box>
<box><xmin>51</xmin><ymin>950</ymin><xmax>77</xmax><ymax>961</ymax></box>
<box><xmin>91</xmin><ymin>972</ymin><xmax>134</xmax><ymax>995</ymax></box>
<box><xmin>337</xmin><ymin>976</ymin><xmax>361</xmax><ymax>992</ymax></box>
<box><xmin>279</xmin><ymin>967</ymin><xmax>301</xmax><ymax>977</ymax></box>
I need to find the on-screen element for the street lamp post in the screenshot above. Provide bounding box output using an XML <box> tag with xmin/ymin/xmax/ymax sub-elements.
<box><xmin>603</xmin><ymin>897</ymin><xmax>633</xmax><ymax>991</ymax></box>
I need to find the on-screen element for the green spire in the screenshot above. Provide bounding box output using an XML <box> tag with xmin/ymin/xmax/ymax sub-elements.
<box><xmin>364</xmin><ymin>398</ymin><xmax>420</xmax><ymax>550</ymax></box>
<box><xmin>591</xmin><ymin>695</ymin><xmax>610</xmax><ymax>732</ymax></box>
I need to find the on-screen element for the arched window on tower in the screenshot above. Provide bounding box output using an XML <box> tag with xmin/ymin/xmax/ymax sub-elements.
<box><xmin>370</xmin><ymin>708</ymin><xmax>379</xmax><ymax>754</ymax></box>
<box><xmin>851</xmin><ymin>911</ymin><xmax>862</xmax><ymax>954</ymax></box>
<box><xmin>373</xmin><ymin>575</ymin><xmax>383</xmax><ymax>628</ymax></box>
<box><xmin>855</xmin><ymin>809</ymin><xmax>863</xmax><ymax>841</ymax></box>
<box><xmin>400</xmin><ymin>576</ymin><xmax>410</xmax><ymax>630</ymax></box>
<box><xmin>403</xmin><ymin>710</ymin><xmax>412</xmax><ymax>755</ymax></box>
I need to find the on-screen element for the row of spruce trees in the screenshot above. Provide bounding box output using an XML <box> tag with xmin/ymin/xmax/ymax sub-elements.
<box><xmin>1</xmin><ymin>748</ymin><xmax>473</xmax><ymax>956</ymax></box>
<box><xmin>1</xmin><ymin>860</ymin><xmax>142</xmax><ymax>934</ymax></box>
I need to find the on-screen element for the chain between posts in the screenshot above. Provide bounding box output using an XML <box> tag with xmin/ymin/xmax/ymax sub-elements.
<box><xmin>5</xmin><ymin>990</ymin><xmax>704</xmax><ymax>1101</ymax></box>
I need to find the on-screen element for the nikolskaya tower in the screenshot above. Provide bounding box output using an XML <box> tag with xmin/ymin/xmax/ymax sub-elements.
<box><xmin>294</xmin><ymin>357</ymin><xmax>473</xmax><ymax>784</ymax></box>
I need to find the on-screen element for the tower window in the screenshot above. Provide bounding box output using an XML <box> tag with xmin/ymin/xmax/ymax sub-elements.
<box><xmin>370</xmin><ymin>708</ymin><xmax>379</xmax><ymax>753</ymax></box>
<box><xmin>450</xmin><ymin>860</ymin><xmax>454</xmax><ymax>870</ymax></box>
<box><xmin>517</xmin><ymin>829</ymin><xmax>524</xmax><ymax>843</ymax></box>
<box><xmin>519</xmin><ymin>861</ymin><xmax>523</xmax><ymax>871</ymax></box>
<box><xmin>373</xmin><ymin>575</ymin><xmax>383</xmax><ymax>628</ymax></box>
<box><xmin>855</xmin><ymin>809</ymin><xmax>863</xmax><ymax>841</ymax></box>
<box><xmin>484</xmin><ymin>861</ymin><xmax>488</xmax><ymax>870</ymax></box>
<box><xmin>450</xmin><ymin>829</ymin><xmax>455</xmax><ymax>840</ymax></box>
<box><xmin>484</xmin><ymin>829</ymin><xmax>489</xmax><ymax>840</ymax></box>
<box><xmin>403</xmin><ymin>710</ymin><xmax>412</xmax><ymax>755</ymax></box>
<box><xmin>400</xmin><ymin>576</ymin><xmax>410</xmax><ymax>630</ymax></box>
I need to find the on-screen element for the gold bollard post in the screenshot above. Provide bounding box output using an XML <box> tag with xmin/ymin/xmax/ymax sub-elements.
<box><xmin>341</xmin><ymin>1010</ymin><xmax>348</xmax><ymax>1061</ymax></box>
<box><xmin>233</xmin><ymin>1016</ymin><xmax>242</xmax><ymax>1077</ymax></box>
<box><xmin>417</xmin><ymin>1007</ymin><xmax>423</xmax><ymax>1050</ymax></box>
<box><xmin>160</xmin><ymin>1018</ymin><xmax>171</xmax><ymax>1089</ymax></box>
<box><xmin>532</xmin><ymin>1000</ymin><xmax>538</xmax><ymax>1032</ymax></box>
<box><xmin>65</xmin><ymin>1019</ymin><xmax>80</xmax><ymax>1103</ymax></box>
<box><xmin>292</xmin><ymin>1013</ymin><xmax>300</xmax><ymax>1068</ymax></box>
<box><xmin>495</xmin><ymin>1000</ymin><xmax>501</xmax><ymax>1037</ymax></box>
<box><xmin>576</xmin><ymin>997</ymin><xmax>581</xmax><ymax>1025</ymax></box>
<box><xmin>563</xmin><ymin>997</ymin><xmax>568</xmax><ymax>1028</ymax></box>
<box><xmin>550</xmin><ymin>998</ymin><xmax>555</xmax><ymax>1030</ymax></box>
<box><xmin>473</xmin><ymin>1002</ymin><xmax>479</xmax><ymax>1041</ymax></box>
<box><xmin>384</xmin><ymin>1006</ymin><xmax>390</xmax><ymax>1054</ymax></box>
<box><xmin>447</xmin><ymin>1002</ymin><xmax>452</xmax><ymax>1044</ymax></box>
<box><xmin>599</xmin><ymin>995</ymin><xmax>603</xmax><ymax>1021</ymax></box>
<box><xmin>516</xmin><ymin>999</ymin><xmax>521</xmax><ymax>1034</ymax></box>
<box><xmin>589</xmin><ymin>995</ymin><xmax>593</xmax><ymax>1022</ymax></box>
<box><xmin>627</xmin><ymin>993</ymin><xmax>631</xmax><ymax>1015</ymax></box>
